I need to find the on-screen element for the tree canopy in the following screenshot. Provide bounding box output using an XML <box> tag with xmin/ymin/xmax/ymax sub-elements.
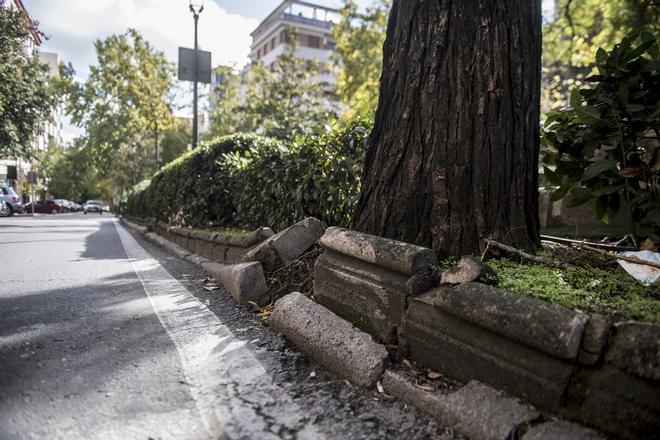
<box><xmin>0</xmin><ymin>7</ymin><xmax>53</xmax><ymax>159</ymax></box>
<box><xmin>333</xmin><ymin>0</ymin><xmax>388</xmax><ymax>121</ymax></box>
<box><xmin>58</xmin><ymin>29</ymin><xmax>176</xmax><ymax>201</ymax></box>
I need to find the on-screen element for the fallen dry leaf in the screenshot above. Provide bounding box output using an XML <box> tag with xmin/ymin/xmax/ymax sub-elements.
<box><xmin>427</xmin><ymin>370</ymin><xmax>442</xmax><ymax>380</ymax></box>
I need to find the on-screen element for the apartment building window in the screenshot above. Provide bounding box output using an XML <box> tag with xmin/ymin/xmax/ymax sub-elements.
<box><xmin>307</xmin><ymin>35</ymin><xmax>321</xmax><ymax>49</ymax></box>
<box><xmin>280</xmin><ymin>29</ymin><xmax>290</xmax><ymax>44</ymax></box>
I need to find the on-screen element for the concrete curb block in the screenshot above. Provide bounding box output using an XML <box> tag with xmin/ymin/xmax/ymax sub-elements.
<box><xmin>201</xmin><ymin>261</ymin><xmax>269</xmax><ymax>303</ymax></box>
<box><xmin>313</xmin><ymin>227</ymin><xmax>438</xmax><ymax>343</ymax></box>
<box><xmin>382</xmin><ymin>370</ymin><xmax>539</xmax><ymax>440</ymax></box>
<box><xmin>319</xmin><ymin>227</ymin><xmax>437</xmax><ymax>275</ymax></box>
<box><xmin>270</xmin><ymin>292</ymin><xmax>388</xmax><ymax>388</ymax></box>
<box><xmin>242</xmin><ymin>217</ymin><xmax>325</xmax><ymax>271</ymax></box>
<box><xmin>427</xmin><ymin>283</ymin><xmax>589</xmax><ymax>359</ymax></box>
<box><xmin>399</xmin><ymin>285</ymin><xmax>582</xmax><ymax>410</ymax></box>
<box><xmin>522</xmin><ymin>421</ymin><xmax>604</xmax><ymax>440</ymax></box>
<box><xmin>120</xmin><ymin>218</ymin><xmax>148</xmax><ymax>235</ymax></box>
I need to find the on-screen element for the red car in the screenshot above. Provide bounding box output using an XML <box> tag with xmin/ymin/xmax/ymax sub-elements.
<box><xmin>23</xmin><ymin>200</ymin><xmax>63</xmax><ymax>214</ymax></box>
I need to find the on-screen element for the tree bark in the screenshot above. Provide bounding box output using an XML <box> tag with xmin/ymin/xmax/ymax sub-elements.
<box><xmin>351</xmin><ymin>0</ymin><xmax>542</xmax><ymax>257</ymax></box>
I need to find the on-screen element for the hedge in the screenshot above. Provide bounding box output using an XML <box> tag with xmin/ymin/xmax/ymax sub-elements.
<box><xmin>123</xmin><ymin>121</ymin><xmax>371</xmax><ymax>230</ymax></box>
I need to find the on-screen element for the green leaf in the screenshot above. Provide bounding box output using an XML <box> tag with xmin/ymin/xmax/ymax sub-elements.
<box><xmin>595</xmin><ymin>48</ymin><xmax>608</xmax><ymax>65</ymax></box>
<box><xmin>575</xmin><ymin>106</ymin><xmax>601</xmax><ymax>124</ymax></box>
<box><xmin>551</xmin><ymin>185</ymin><xmax>570</xmax><ymax>202</ymax></box>
<box><xmin>543</xmin><ymin>166</ymin><xmax>561</xmax><ymax>185</ymax></box>
<box><xmin>582</xmin><ymin>159</ymin><xmax>617</xmax><ymax>181</ymax></box>
<box><xmin>569</xmin><ymin>89</ymin><xmax>582</xmax><ymax>109</ymax></box>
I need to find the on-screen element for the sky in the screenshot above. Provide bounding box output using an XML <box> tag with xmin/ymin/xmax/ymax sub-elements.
<box><xmin>24</xmin><ymin>0</ymin><xmax>373</xmax><ymax>77</ymax></box>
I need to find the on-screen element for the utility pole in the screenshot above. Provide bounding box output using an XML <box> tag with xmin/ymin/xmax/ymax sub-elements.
<box><xmin>189</xmin><ymin>1</ymin><xmax>204</xmax><ymax>148</ymax></box>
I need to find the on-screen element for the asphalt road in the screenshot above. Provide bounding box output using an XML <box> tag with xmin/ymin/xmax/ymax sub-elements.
<box><xmin>0</xmin><ymin>213</ymin><xmax>453</xmax><ymax>440</ymax></box>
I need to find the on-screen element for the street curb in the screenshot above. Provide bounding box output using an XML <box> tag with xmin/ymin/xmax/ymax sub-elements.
<box><xmin>120</xmin><ymin>217</ymin><xmax>615</xmax><ymax>438</ymax></box>
<box><xmin>121</xmin><ymin>218</ymin><xmax>269</xmax><ymax>304</ymax></box>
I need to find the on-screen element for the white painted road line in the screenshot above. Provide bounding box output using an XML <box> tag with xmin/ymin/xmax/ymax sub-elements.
<box><xmin>114</xmin><ymin>220</ymin><xmax>321</xmax><ymax>440</ymax></box>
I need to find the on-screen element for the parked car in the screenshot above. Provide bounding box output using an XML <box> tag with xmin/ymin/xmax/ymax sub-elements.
<box><xmin>83</xmin><ymin>200</ymin><xmax>103</xmax><ymax>214</ymax></box>
<box><xmin>1</xmin><ymin>187</ymin><xmax>23</xmax><ymax>216</ymax></box>
<box><xmin>0</xmin><ymin>200</ymin><xmax>10</xmax><ymax>217</ymax></box>
<box><xmin>23</xmin><ymin>200</ymin><xmax>63</xmax><ymax>214</ymax></box>
<box><xmin>54</xmin><ymin>199</ymin><xmax>75</xmax><ymax>212</ymax></box>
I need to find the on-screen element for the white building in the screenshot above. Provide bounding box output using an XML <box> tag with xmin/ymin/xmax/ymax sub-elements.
<box><xmin>248</xmin><ymin>0</ymin><xmax>339</xmax><ymax>87</ymax></box>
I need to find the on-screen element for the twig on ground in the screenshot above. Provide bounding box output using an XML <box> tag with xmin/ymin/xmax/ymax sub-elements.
<box><xmin>540</xmin><ymin>234</ymin><xmax>637</xmax><ymax>252</ymax></box>
<box><xmin>571</xmin><ymin>243</ymin><xmax>660</xmax><ymax>270</ymax></box>
<box><xmin>484</xmin><ymin>239</ymin><xmax>561</xmax><ymax>266</ymax></box>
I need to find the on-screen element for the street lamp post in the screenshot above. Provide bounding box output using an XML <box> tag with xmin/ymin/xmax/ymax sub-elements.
<box><xmin>189</xmin><ymin>1</ymin><xmax>204</xmax><ymax>148</ymax></box>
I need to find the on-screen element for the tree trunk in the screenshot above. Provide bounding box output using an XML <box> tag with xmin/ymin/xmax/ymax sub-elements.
<box><xmin>351</xmin><ymin>0</ymin><xmax>542</xmax><ymax>257</ymax></box>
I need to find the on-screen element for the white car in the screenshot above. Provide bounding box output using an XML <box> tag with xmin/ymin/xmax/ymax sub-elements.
<box><xmin>83</xmin><ymin>200</ymin><xmax>103</xmax><ymax>214</ymax></box>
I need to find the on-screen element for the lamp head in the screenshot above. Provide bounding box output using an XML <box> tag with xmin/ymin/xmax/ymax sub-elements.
<box><xmin>189</xmin><ymin>0</ymin><xmax>204</xmax><ymax>14</ymax></box>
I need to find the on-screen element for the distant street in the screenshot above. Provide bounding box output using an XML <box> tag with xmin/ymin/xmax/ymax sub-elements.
<box><xmin>0</xmin><ymin>214</ymin><xmax>438</xmax><ymax>440</ymax></box>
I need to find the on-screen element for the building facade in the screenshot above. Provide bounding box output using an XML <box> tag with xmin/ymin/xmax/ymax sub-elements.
<box><xmin>248</xmin><ymin>0</ymin><xmax>339</xmax><ymax>87</ymax></box>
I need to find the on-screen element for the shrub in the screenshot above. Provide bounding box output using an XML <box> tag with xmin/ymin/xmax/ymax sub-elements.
<box><xmin>123</xmin><ymin>121</ymin><xmax>372</xmax><ymax>230</ymax></box>
<box><xmin>542</xmin><ymin>32</ymin><xmax>660</xmax><ymax>238</ymax></box>
<box><xmin>125</xmin><ymin>134</ymin><xmax>282</xmax><ymax>226</ymax></box>
<box><xmin>226</xmin><ymin>120</ymin><xmax>370</xmax><ymax>230</ymax></box>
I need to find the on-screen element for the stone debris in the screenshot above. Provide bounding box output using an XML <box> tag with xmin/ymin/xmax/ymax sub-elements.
<box><xmin>270</xmin><ymin>292</ymin><xmax>388</xmax><ymax>388</ymax></box>
<box><xmin>440</xmin><ymin>255</ymin><xmax>497</xmax><ymax>285</ymax></box>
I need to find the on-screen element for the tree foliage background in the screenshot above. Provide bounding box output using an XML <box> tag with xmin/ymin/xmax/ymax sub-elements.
<box><xmin>542</xmin><ymin>0</ymin><xmax>660</xmax><ymax>110</ymax></box>
<box><xmin>0</xmin><ymin>6</ymin><xmax>53</xmax><ymax>159</ymax></box>
<box><xmin>49</xmin><ymin>29</ymin><xmax>187</xmax><ymax>203</ymax></box>
<box><xmin>208</xmin><ymin>40</ymin><xmax>335</xmax><ymax>141</ymax></box>
<box><xmin>332</xmin><ymin>0</ymin><xmax>388</xmax><ymax>121</ymax></box>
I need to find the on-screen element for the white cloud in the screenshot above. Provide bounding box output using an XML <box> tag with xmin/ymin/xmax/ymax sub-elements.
<box><xmin>27</xmin><ymin>0</ymin><xmax>258</xmax><ymax>76</ymax></box>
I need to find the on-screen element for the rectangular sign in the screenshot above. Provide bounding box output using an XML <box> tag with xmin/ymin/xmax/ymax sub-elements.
<box><xmin>27</xmin><ymin>171</ymin><xmax>38</xmax><ymax>184</ymax></box>
<box><xmin>178</xmin><ymin>47</ymin><xmax>212</xmax><ymax>84</ymax></box>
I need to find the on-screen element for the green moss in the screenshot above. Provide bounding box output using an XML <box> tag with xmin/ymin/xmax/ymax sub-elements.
<box><xmin>204</xmin><ymin>226</ymin><xmax>252</xmax><ymax>236</ymax></box>
<box><xmin>488</xmin><ymin>258</ymin><xmax>660</xmax><ymax>322</ymax></box>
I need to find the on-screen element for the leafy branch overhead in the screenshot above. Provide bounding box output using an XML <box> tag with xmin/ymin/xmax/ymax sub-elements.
<box><xmin>542</xmin><ymin>32</ymin><xmax>660</xmax><ymax>237</ymax></box>
<box><xmin>0</xmin><ymin>7</ymin><xmax>53</xmax><ymax>159</ymax></box>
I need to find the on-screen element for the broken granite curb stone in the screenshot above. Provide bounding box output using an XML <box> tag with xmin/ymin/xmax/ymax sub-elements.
<box><xmin>399</xmin><ymin>284</ymin><xmax>588</xmax><ymax>409</ymax></box>
<box><xmin>577</xmin><ymin>313</ymin><xmax>612</xmax><ymax>365</ymax></box>
<box><xmin>242</xmin><ymin>217</ymin><xmax>325</xmax><ymax>271</ymax></box>
<box><xmin>314</xmin><ymin>227</ymin><xmax>438</xmax><ymax>343</ymax></box>
<box><xmin>382</xmin><ymin>370</ymin><xmax>539</xmax><ymax>440</ymax></box>
<box><xmin>270</xmin><ymin>291</ymin><xmax>388</xmax><ymax>388</ymax></box>
<box><xmin>202</xmin><ymin>261</ymin><xmax>269</xmax><ymax>304</ymax></box>
<box><xmin>441</xmin><ymin>255</ymin><xmax>497</xmax><ymax>285</ymax></box>
<box><xmin>522</xmin><ymin>421</ymin><xmax>604</xmax><ymax>440</ymax></box>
